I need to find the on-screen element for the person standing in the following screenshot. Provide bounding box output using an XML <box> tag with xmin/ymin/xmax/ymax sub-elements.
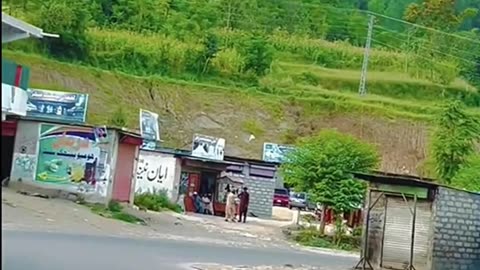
<box><xmin>238</xmin><ymin>187</ymin><xmax>250</xmax><ymax>223</ymax></box>
<box><xmin>225</xmin><ymin>189</ymin><xmax>236</xmax><ymax>222</ymax></box>
<box><xmin>193</xmin><ymin>192</ymin><xmax>203</xmax><ymax>214</ymax></box>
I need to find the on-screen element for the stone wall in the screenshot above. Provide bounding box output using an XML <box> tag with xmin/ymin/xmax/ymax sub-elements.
<box><xmin>243</xmin><ymin>176</ymin><xmax>275</xmax><ymax>219</ymax></box>
<box><xmin>432</xmin><ymin>187</ymin><xmax>480</xmax><ymax>270</ymax></box>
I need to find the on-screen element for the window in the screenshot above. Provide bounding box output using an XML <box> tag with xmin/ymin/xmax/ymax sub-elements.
<box><xmin>274</xmin><ymin>188</ymin><xmax>288</xmax><ymax>195</ymax></box>
<box><xmin>292</xmin><ymin>192</ymin><xmax>305</xmax><ymax>199</ymax></box>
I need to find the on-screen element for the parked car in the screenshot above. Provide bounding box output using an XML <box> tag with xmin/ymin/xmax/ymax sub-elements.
<box><xmin>273</xmin><ymin>188</ymin><xmax>290</xmax><ymax>207</ymax></box>
<box><xmin>289</xmin><ymin>192</ymin><xmax>316</xmax><ymax>211</ymax></box>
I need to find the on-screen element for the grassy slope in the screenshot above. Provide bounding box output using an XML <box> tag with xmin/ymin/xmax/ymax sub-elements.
<box><xmin>3</xmin><ymin>50</ymin><xmax>473</xmax><ymax>175</ymax></box>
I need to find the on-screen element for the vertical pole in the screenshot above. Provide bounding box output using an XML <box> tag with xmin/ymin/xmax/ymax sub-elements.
<box><xmin>359</xmin><ymin>15</ymin><xmax>375</xmax><ymax>97</ymax></box>
<box><xmin>380</xmin><ymin>195</ymin><xmax>387</xmax><ymax>267</ymax></box>
<box><xmin>296</xmin><ymin>207</ymin><xmax>301</xmax><ymax>225</ymax></box>
<box><xmin>409</xmin><ymin>195</ymin><xmax>417</xmax><ymax>270</ymax></box>
<box><xmin>362</xmin><ymin>190</ymin><xmax>372</xmax><ymax>270</ymax></box>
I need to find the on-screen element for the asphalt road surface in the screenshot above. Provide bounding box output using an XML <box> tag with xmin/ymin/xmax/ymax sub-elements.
<box><xmin>3</xmin><ymin>230</ymin><xmax>356</xmax><ymax>270</ymax></box>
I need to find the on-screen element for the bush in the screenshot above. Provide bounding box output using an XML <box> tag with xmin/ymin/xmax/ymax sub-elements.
<box><xmin>87</xmin><ymin>29</ymin><xmax>204</xmax><ymax>76</ymax></box>
<box><xmin>35</xmin><ymin>0</ymin><xmax>90</xmax><ymax>60</ymax></box>
<box><xmin>134</xmin><ymin>190</ymin><xmax>182</xmax><ymax>213</ymax></box>
<box><xmin>241</xmin><ymin>34</ymin><xmax>274</xmax><ymax>76</ymax></box>
<box><xmin>211</xmin><ymin>48</ymin><xmax>245</xmax><ymax>76</ymax></box>
<box><xmin>108</xmin><ymin>106</ymin><xmax>127</xmax><ymax>127</ymax></box>
<box><xmin>294</xmin><ymin>228</ymin><xmax>361</xmax><ymax>251</ymax></box>
<box><xmin>108</xmin><ymin>200</ymin><xmax>123</xmax><ymax>212</ymax></box>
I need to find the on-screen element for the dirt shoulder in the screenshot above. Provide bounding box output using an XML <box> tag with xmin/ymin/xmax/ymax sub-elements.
<box><xmin>1</xmin><ymin>188</ymin><xmax>289</xmax><ymax>249</ymax></box>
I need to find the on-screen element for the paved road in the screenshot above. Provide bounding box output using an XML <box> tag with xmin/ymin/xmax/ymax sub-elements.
<box><xmin>3</xmin><ymin>230</ymin><xmax>356</xmax><ymax>270</ymax></box>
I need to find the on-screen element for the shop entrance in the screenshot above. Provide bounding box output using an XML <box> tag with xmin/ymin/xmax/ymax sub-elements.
<box><xmin>1</xmin><ymin>136</ymin><xmax>15</xmax><ymax>182</ymax></box>
<box><xmin>200</xmin><ymin>171</ymin><xmax>217</xmax><ymax>195</ymax></box>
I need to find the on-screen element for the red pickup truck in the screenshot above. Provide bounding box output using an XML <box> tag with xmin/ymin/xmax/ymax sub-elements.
<box><xmin>273</xmin><ymin>188</ymin><xmax>290</xmax><ymax>207</ymax></box>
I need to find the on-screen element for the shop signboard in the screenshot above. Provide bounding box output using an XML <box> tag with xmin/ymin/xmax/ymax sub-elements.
<box><xmin>139</xmin><ymin>109</ymin><xmax>160</xmax><ymax>150</ymax></box>
<box><xmin>26</xmin><ymin>88</ymin><xmax>89</xmax><ymax>123</ymax></box>
<box><xmin>192</xmin><ymin>134</ymin><xmax>225</xmax><ymax>161</ymax></box>
<box><xmin>262</xmin><ymin>142</ymin><xmax>295</xmax><ymax>163</ymax></box>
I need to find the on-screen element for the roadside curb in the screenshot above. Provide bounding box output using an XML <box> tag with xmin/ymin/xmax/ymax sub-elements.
<box><xmin>292</xmin><ymin>244</ymin><xmax>359</xmax><ymax>258</ymax></box>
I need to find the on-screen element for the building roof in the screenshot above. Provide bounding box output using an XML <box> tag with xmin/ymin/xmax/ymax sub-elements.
<box><xmin>224</xmin><ymin>155</ymin><xmax>278</xmax><ymax>167</ymax></box>
<box><xmin>15</xmin><ymin>117</ymin><xmax>142</xmax><ymax>138</ymax></box>
<box><xmin>219</xmin><ymin>173</ymin><xmax>245</xmax><ymax>184</ymax></box>
<box><xmin>2</xmin><ymin>12</ymin><xmax>59</xmax><ymax>43</ymax></box>
<box><xmin>354</xmin><ymin>171</ymin><xmax>438</xmax><ymax>188</ymax></box>
<box><xmin>354</xmin><ymin>171</ymin><xmax>480</xmax><ymax>195</ymax></box>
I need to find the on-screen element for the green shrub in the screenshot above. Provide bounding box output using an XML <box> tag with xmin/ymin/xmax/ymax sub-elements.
<box><xmin>108</xmin><ymin>200</ymin><xmax>123</xmax><ymax>212</ymax></box>
<box><xmin>134</xmin><ymin>190</ymin><xmax>181</xmax><ymax>213</ymax></box>
<box><xmin>294</xmin><ymin>228</ymin><xmax>361</xmax><ymax>251</ymax></box>
<box><xmin>87</xmin><ymin>29</ymin><xmax>204</xmax><ymax>76</ymax></box>
<box><xmin>211</xmin><ymin>48</ymin><xmax>245</xmax><ymax>76</ymax></box>
<box><xmin>108</xmin><ymin>106</ymin><xmax>127</xmax><ymax>127</ymax></box>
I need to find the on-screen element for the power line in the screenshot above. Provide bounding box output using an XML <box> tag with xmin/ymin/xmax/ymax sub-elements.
<box><xmin>373</xmin><ymin>25</ymin><xmax>480</xmax><ymax>58</ymax></box>
<box><xmin>357</xmin><ymin>10</ymin><xmax>480</xmax><ymax>45</ymax></box>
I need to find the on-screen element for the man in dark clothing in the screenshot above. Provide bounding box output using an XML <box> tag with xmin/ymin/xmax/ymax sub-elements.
<box><xmin>238</xmin><ymin>187</ymin><xmax>250</xmax><ymax>223</ymax></box>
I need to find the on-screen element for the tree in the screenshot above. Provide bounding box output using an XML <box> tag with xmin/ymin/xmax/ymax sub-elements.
<box><xmin>404</xmin><ymin>0</ymin><xmax>477</xmax><ymax>31</ymax></box>
<box><xmin>281</xmin><ymin>130</ymin><xmax>379</xmax><ymax>233</ymax></box>
<box><xmin>198</xmin><ymin>32</ymin><xmax>219</xmax><ymax>74</ymax></box>
<box><xmin>431</xmin><ymin>100</ymin><xmax>480</xmax><ymax>184</ymax></box>
<box><xmin>241</xmin><ymin>34</ymin><xmax>274</xmax><ymax>76</ymax></box>
<box><xmin>35</xmin><ymin>0</ymin><xmax>91</xmax><ymax>60</ymax></box>
<box><xmin>451</xmin><ymin>155</ymin><xmax>480</xmax><ymax>192</ymax></box>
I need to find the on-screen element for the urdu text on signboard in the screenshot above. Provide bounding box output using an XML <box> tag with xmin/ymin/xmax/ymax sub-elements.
<box><xmin>26</xmin><ymin>88</ymin><xmax>89</xmax><ymax>123</ymax></box>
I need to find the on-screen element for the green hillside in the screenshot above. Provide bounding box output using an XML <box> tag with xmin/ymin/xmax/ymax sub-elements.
<box><xmin>2</xmin><ymin>0</ymin><xmax>480</xmax><ymax>175</ymax></box>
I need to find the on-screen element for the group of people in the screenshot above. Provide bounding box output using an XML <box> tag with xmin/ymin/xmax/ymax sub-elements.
<box><xmin>193</xmin><ymin>193</ymin><xmax>214</xmax><ymax>215</ymax></box>
<box><xmin>225</xmin><ymin>186</ymin><xmax>250</xmax><ymax>223</ymax></box>
<box><xmin>189</xmin><ymin>186</ymin><xmax>250</xmax><ymax>223</ymax></box>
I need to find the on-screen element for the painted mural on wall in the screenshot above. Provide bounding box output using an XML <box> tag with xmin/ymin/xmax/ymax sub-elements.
<box><xmin>135</xmin><ymin>152</ymin><xmax>176</xmax><ymax>195</ymax></box>
<box><xmin>262</xmin><ymin>142</ymin><xmax>295</xmax><ymax>163</ymax></box>
<box><xmin>11</xmin><ymin>153</ymin><xmax>37</xmax><ymax>180</ymax></box>
<box><xmin>26</xmin><ymin>88</ymin><xmax>89</xmax><ymax>123</ymax></box>
<box><xmin>179</xmin><ymin>172</ymin><xmax>189</xmax><ymax>195</ymax></box>
<box><xmin>192</xmin><ymin>134</ymin><xmax>225</xmax><ymax>161</ymax></box>
<box><xmin>35</xmin><ymin>124</ymin><xmax>108</xmax><ymax>197</ymax></box>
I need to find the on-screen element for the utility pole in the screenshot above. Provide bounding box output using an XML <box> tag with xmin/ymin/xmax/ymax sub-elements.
<box><xmin>358</xmin><ymin>15</ymin><xmax>375</xmax><ymax>96</ymax></box>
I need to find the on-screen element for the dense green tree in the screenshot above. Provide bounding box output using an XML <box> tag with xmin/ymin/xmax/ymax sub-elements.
<box><xmin>241</xmin><ymin>35</ymin><xmax>274</xmax><ymax>76</ymax></box>
<box><xmin>451</xmin><ymin>155</ymin><xmax>480</xmax><ymax>192</ymax></box>
<box><xmin>35</xmin><ymin>0</ymin><xmax>90</xmax><ymax>60</ymax></box>
<box><xmin>431</xmin><ymin>100</ymin><xmax>480</xmax><ymax>184</ymax></box>
<box><xmin>281</xmin><ymin>130</ymin><xmax>379</xmax><ymax>232</ymax></box>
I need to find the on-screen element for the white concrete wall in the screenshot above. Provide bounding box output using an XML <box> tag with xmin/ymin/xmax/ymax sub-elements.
<box><xmin>134</xmin><ymin>150</ymin><xmax>178</xmax><ymax>200</ymax></box>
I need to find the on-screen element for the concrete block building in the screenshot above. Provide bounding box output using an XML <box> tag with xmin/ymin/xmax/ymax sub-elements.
<box><xmin>354</xmin><ymin>172</ymin><xmax>480</xmax><ymax>270</ymax></box>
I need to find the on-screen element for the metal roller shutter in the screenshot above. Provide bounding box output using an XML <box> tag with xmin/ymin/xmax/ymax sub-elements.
<box><xmin>383</xmin><ymin>196</ymin><xmax>432</xmax><ymax>270</ymax></box>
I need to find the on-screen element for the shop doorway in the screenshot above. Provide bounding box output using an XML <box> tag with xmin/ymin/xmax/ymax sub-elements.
<box><xmin>1</xmin><ymin>136</ymin><xmax>15</xmax><ymax>181</ymax></box>
<box><xmin>200</xmin><ymin>171</ymin><xmax>217</xmax><ymax>195</ymax></box>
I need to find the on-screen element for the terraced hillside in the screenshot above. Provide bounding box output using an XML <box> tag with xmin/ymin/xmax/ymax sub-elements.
<box><xmin>3</xmin><ymin>0</ymin><xmax>479</xmax><ymax>176</ymax></box>
<box><xmin>6</xmin><ymin>50</ymin><xmax>478</xmax><ymax>176</ymax></box>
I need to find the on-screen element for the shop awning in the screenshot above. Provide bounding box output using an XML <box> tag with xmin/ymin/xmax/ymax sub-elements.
<box><xmin>219</xmin><ymin>173</ymin><xmax>245</xmax><ymax>184</ymax></box>
<box><xmin>2</xmin><ymin>12</ymin><xmax>59</xmax><ymax>43</ymax></box>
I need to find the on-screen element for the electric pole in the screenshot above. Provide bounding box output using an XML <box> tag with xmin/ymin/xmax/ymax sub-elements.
<box><xmin>359</xmin><ymin>15</ymin><xmax>375</xmax><ymax>96</ymax></box>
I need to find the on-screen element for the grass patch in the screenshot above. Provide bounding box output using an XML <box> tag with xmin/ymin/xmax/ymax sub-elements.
<box><xmin>134</xmin><ymin>191</ymin><xmax>182</xmax><ymax>213</ymax></box>
<box><xmin>241</xmin><ymin>119</ymin><xmax>265</xmax><ymax>137</ymax></box>
<box><xmin>292</xmin><ymin>228</ymin><xmax>361</xmax><ymax>252</ymax></box>
<box><xmin>88</xmin><ymin>200</ymin><xmax>146</xmax><ymax>224</ymax></box>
